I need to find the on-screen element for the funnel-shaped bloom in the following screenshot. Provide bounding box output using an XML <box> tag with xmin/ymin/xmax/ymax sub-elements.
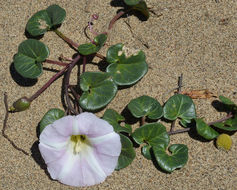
<box><xmin>39</xmin><ymin>112</ymin><xmax>121</xmax><ymax>187</ymax></box>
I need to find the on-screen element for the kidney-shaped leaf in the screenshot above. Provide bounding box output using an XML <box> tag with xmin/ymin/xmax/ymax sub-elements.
<box><xmin>132</xmin><ymin>123</ymin><xmax>169</xmax><ymax>149</ymax></box>
<box><xmin>26</xmin><ymin>4</ymin><xmax>66</xmax><ymax>36</ymax></box>
<box><xmin>195</xmin><ymin>118</ymin><xmax>219</xmax><ymax>140</ymax></box>
<box><xmin>128</xmin><ymin>95</ymin><xmax>163</xmax><ymax>120</ymax></box>
<box><xmin>142</xmin><ymin>144</ymin><xmax>152</xmax><ymax>160</ymax></box>
<box><xmin>39</xmin><ymin>108</ymin><xmax>65</xmax><ymax>134</ymax></box>
<box><xmin>46</xmin><ymin>4</ymin><xmax>66</xmax><ymax>26</ymax></box>
<box><xmin>132</xmin><ymin>1</ymin><xmax>150</xmax><ymax>19</ymax></box>
<box><xmin>219</xmin><ymin>95</ymin><xmax>236</xmax><ymax>106</ymax></box>
<box><xmin>153</xmin><ymin>144</ymin><xmax>188</xmax><ymax>173</ymax></box>
<box><xmin>212</xmin><ymin>117</ymin><xmax>237</xmax><ymax>131</ymax></box>
<box><xmin>14</xmin><ymin>39</ymin><xmax>49</xmax><ymax>78</ymax></box>
<box><xmin>106</xmin><ymin>43</ymin><xmax>148</xmax><ymax>86</ymax></box>
<box><xmin>78</xmin><ymin>34</ymin><xmax>107</xmax><ymax>55</ymax></box>
<box><xmin>103</xmin><ymin>109</ymin><xmax>132</xmax><ymax>134</ymax></box>
<box><xmin>124</xmin><ymin>0</ymin><xmax>141</xmax><ymax>6</ymax></box>
<box><xmin>164</xmin><ymin>94</ymin><xmax>196</xmax><ymax>121</ymax></box>
<box><xmin>79</xmin><ymin>72</ymin><xmax>117</xmax><ymax>110</ymax></box>
<box><xmin>124</xmin><ymin>0</ymin><xmax>149</xmax><ymax>19</ymax></box>
<box><xmin>116</xmin><ymin>134</ymin><xmax>136</xmax><ymax>170</ymax></box>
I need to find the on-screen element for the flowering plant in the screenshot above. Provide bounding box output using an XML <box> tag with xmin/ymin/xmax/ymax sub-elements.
<box><xmin>2</xmin><ymin>1</ymin><xmax>237</xmax><ymax>188</ymax></box>
<box><xmin>39</xmin><ymin>112</ymin><xmax>121</xmax><ymax>186</ymax></box>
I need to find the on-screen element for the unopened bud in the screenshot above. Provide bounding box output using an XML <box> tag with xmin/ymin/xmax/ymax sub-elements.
<box><xmin>9</xmin><ymin>97</ymin><xmax>31</xmax><ymax>112</ymax></box>
<box><xmin>92</xmin><ymin>14</ymin><xmax>99</xmax><ymax>20</ymax></box>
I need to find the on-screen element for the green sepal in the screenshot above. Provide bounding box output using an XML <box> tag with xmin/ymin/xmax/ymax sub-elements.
<box><xmin>9</xmin><ymin>97</ymin><xmax>31</xmax><ymax>112</ymax></box>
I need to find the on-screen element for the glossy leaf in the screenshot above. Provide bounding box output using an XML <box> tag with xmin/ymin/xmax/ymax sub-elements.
<box><xmin>78</xmin><ymin>34</ymin><xmax>107</xmax><ymax>55</ymax></box>
<box><xmin>103</xmin><ymin>109</ymin><xmax>132</xmax><ymax>134</ymax></box>
<box><xmin>128</xmin><ymin>95</ymin><xmax>163</xmax><ymax>119</ymax></box>
<box><xmin>219</xmin><ymin>95</ymin><xmax>235</xmax><ymax>106</ymax></box>
<box><xmin>164</xmin><ymin>94</ymin><xmax>196</xmax><ymax>121</ymax></box>
<box><xmin>14</xmin><ymin>39</ymin><xmax>49</xmax><ymax>78</ymax></box>
<box><xmin>132</xmin><ymin>123</ymin><xmax>169</xmax><ymax>149</ymax></box>
<box><xmin>142</xmin><ymin>145</ymin><xmax>152</xmax><ymax>160</ymax></box>
<box><xmin>46</xmin><ymin>4</ymin><xmax>66</xmax><ymax>26</ymax></box>
<box><xmin>116</xmin><ymin>134</ymin><xmax>136</xmax><ymax>170</ymax></box>
<box><xmin>106</xmin><ymin>43</ymin><xmax>148</xmax><ymax>86</ymax></box>
<box><xmin>124</xmin><ymin>0</ymin><xmax>141</xmax><ymax>6</ymax></box>
<box><xmin>153</xmin><ymin>144</ymin><xmax>188</xmax><ymax>173</ymax></box>
<box><xmin>212</xmin><ymin>117</ymin><xmax>237</xmax><ymax>131</ymax></box>
<box><xmin>26</xmin><ymin>4</ymin><xmax>66</xmax><ymax>36</ymax></box>
<box><xmin>39</xmin><ymin>108</ymin><xmax>65</xmax><ymax>133</ymax></box>
<box><xmin>195</xmin><ymin>118</ymin><xmax>219</xmax><ymax>140</ymax></box>
<box><xmin>79</xmin><ymin>72</ymin><xmax>117</xmax><ymax>110</ymax></box>
<box><xmin>132</xmin><ymin>1</ymin><xmax>150</xmax><ymax>19</ymax></box>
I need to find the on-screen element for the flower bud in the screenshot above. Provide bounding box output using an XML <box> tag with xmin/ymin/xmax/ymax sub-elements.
<box><xmin>9</xmin><ymin>97</ymin><xmax>31</xmax><ymax>112</ymax></box>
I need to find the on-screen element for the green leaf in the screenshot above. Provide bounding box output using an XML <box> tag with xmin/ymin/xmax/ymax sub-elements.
<box><xmin>106</xmin><ymin>43</ymin><xmax>148</xmax><ymax>86</ymax></box>
<box><xmin>103</xmin><ymin>109</ymin><xmax>132</xmax><ymax>134</ymax></box>
<box><xmin>142</xmin><ymin>145</ymin><xmax>152</xmax><ymax>160</ymax></box>
<box><xmin>46</xmin><ymin>4</ymin><xmax>66</xmax><ymax>26</ymax></box>
<box><xmin>179</xmin><ymin>118</ymin><xmax>192</xmax><ymax>128</ymax></box>
<box><xmin>128</xmin><ymin>95</ymin><xmax>163</xmax><ymax>119</ymax></box>
<box><xmin>79</xmin><ymin>72</ymin><xmax>117</xmax><ymax>110</ymax></box>
<box><xmin>195</xmin><ymin>118</ymin><xmax>219</xmax><ymax>140</ymax></box>
<box><xmin>212</xmin><ymin>117</ymin><xmax>237</xmax><ymax>131</ymax></box>
<box><xmin>26</xmin><ymin>5</ymin><xmax>66</xmax><ymax>36</ymax></box>
<box><xmin>132</xmin><ymin>1</ymin><xmax>150</xmax><ymax>19</ymax></box>
<box><xmin>78</xmin><ymin>43</ymin><xmax>97</xmax><ymax>55</ymax></box>
<box><xmin>124</xmin><ymin>0</ymin><xmax>141</xmax><ymax>6</ymax></box>
<box><xmin>78</xmin><ymin>34</ymin><xmax>107</xmax><ymax>55</ymax></box>
<box><xmin>164</xmin><ymin>94</ymin><xmax>196</xmax><ymax>121</ymax></box>
<box><xmin>219</xmin><ymin>95</ymin><xmax>236</xmax><ymax>106</ymax></box>
<box><xmin>153</xmin><ymin>144</ymin><xmax>188</xmax><ymax>173</ymax></box>
<box><xmin>132</xmin><ymin>123</ymin><xmax>169</xmax><ymax>149</ymax></box>
<box><xmin>116</xmin><ymin>134</ymin><xmax>136</xmax><ymax>170</ymax></box>
<box><xmin>39</xmin><ymin>108</ymin><xmax>65</xmax><ymax>133</ymax></box>
<box><xmin>14</xmin><ymin>39</ymin><xmax>49</xmax><ymax>78</ymax></box>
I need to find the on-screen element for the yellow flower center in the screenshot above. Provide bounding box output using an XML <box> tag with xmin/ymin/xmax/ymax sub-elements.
<box><xmin>70</xmin><ymin>135</ymin><xmax>91</xmax><ymax>154</ymax></box>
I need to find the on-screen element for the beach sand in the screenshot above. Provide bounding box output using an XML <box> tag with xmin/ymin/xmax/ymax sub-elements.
<box><xmin>1</xmin><ymin>0</ymin><xmax>237</xmax><ymax>189</ymax></box>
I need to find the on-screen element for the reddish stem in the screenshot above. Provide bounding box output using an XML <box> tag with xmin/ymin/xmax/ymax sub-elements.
<box><xmin>108</xmin><ymin>10</ymin><xmax>129</xmax><ymax>30</ymax></box>
<box><xmin>45</xmin><ymin>59</ymin><xmax>68</xmax><ymax>67</ymax></box>
<box><xmin>54</xmin><ymin>29</ymin><xmax>79</xmax><ymax>49</ymax></box>
<box><xmin>28</xmin><ymin>64</ymin><xmax>70</xmax><ymax>102</ymax></box>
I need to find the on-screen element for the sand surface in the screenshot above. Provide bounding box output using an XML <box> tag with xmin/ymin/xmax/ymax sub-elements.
<box><xmin>1</xmin><ymin>0</ymin><xmax>237</xmax><ymax>189</ymax></box>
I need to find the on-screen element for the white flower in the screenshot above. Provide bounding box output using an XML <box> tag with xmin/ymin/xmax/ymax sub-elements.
<box><xmin>39</xmin><ymin>112</ymin><xmax>121</xmax><ymax>187</ymax></box>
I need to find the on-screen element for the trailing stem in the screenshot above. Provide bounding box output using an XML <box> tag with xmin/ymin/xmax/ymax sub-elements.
<box><xmin>28</xmin><ymin>63</ymin><xmax>70</xmax><ymax>102</ymax></box>
<box><xmin>54</xmin><ymin>29</ymin><xmax>79</xmax><ymax>49</ymax></box>
<box><xmin>108</xmin><ymin>9</ymin><xmax>131</xmax><ymax>30</ymax></box>
<box><xmin>64</xmin><ymin>55</ymin><xmax>81</xmax><ymax>115</ymax></box>
<box><xmin>2</xmin><ymin>93</ymin><xmax>29</xmax><ymax>155</ymax></box>
<box><xmin>45</xmin><ymin>59</ymin><xmax>68</xmax><ymax>67</ymax></box>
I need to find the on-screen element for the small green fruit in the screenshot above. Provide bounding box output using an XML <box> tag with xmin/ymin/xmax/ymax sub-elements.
<box><xmin>216</xmin><ymin>134</ymin><xmax>232</xmax><ymax>151</ymax></box>
<box><xmin>9</xmin><ymin>97</ymin><xmax>31</xmax><ymax>112</ymax></box>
